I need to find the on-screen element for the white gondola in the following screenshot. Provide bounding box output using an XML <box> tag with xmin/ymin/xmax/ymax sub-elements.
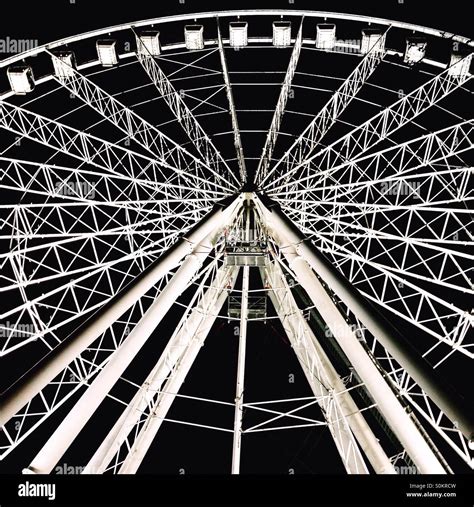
<box><xmin>448</xmin><ymin>51</ymin><xmax>471</xmax><ymax>77</ymax></box>
<box><xmin>404</xmin><ymin>37</ymin><xmax>427</xmax><ymax>65</ymax></box>
<box><xmin>137</xmin><ymin>31</ymin><xmax>161</xmax><ymax>56</ymax></box>
<box><xmin>361</xmin><ymin>28</ymin><xmax>385</xmax><ymax>55</ymax></box>
<box><xmin>184</xmin><ymin>25</ymin><xmax>204</xmax><ymax>50</ymax></box>
<box><xmin>96</xmin><ymin>40</ymin><xmax>118</xmax><ymax>67</ymax></box>
<box><xmin>7</xmin><ymin>66</ymin><xmax>35</xmax><ymax>94</ymax></box>
<box><xmin>51</xmin><ymin>51</ymin><xmax>76</xmax><ymax>78</ymax></box>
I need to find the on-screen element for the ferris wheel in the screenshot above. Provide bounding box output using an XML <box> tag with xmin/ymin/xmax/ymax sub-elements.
<box><xmin>0</xmin><ymin>9</ymin><xmax>472</xmax><ymax>475</ymax></box>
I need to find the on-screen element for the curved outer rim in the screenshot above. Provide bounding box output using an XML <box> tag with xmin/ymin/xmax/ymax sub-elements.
<box><xmin>0</xmin><ymin>43</ymin><xmax>452</xmax><ymax>102</ymax></box>
<box><xmin>0</xmin><ymin>9</ymin><xmax>472</xmax><ymax>69</ymax></box>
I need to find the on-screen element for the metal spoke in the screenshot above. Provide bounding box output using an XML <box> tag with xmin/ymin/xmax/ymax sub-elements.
<box><xmin>217</xmin><ymin>21</ymin><xmax>247</xmax><ymax>184</ymax></box>
<box><xmin>265</xmin><ymin>54</ymin><xmax>472</xmax><ymax>191</ymax></box>
<box><xmin>255</xmin><ymin>19</ymin><xmax>304</xmax><ymax>183</ymax></box>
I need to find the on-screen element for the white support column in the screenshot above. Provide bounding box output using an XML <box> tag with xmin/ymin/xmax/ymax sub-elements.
<box><xmin>255</xmin><ymin>195</ymin><xmax>446</xmax><ymax>474</ymax></box>
<box><xmin>256</xmin><ymin>194</ymin><xmax>474</xmax><ymax>445</ymax></box>
<box><xmin>24</xmin><ymin>226</ymin><xmax>223</xmax><ymax>474</ymax></box>
<box><xmin>83</xmin><ymin>264</ymin><xmax>238</xmax><ymax>474</ymax></box>
<box><xmin>231</xmin><ymin>265</ymin><xmax>249</xmax><ymax>474</ymax></box>
<box><xmin>0</xmin><ymin>196</ymin><xmax>242</xmax><ymax>428</ymax></box>
<box><xmin>114</xmin><ymin>264</ymin><xmax>239</xmax><ymax>474</ymax></box>
<box><xmin>231</xmin><ymin>203</ymin><xmax>251</xmax><ymax>474</ymax></box>
<box><xmin>262</xmin><ymin>261</ymin><xmax>395</xmax><ymax>474</ymax></box>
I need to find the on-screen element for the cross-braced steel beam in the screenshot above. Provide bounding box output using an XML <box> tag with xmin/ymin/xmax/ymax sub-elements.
<box><xmin>132</xmin><ymin>33</ymin><xmax>239</xmax><ymax>188</ymax></box>
<box><xmin>264</xmin><ymin>53</ymin><xmax>473</xmax><ymax>192</ymax></box>
<box><xmin>48</xmin><ymin>50</ymin><xmax>237</xmax><ymax>192</ymax></box>
<box><xmin>255</xmin><ymin>194</ymin><xmax>474</xmax><ymax>449</ymax></box>
<box><xmin>259</xmin><ymin>28</ymin><xmax>387</xmax><ymax>187</ymax></box>
<box><xmin>262</xmin><ymin>257</ymin><xmax>395</xmax><ymax>474</ymax></box>
<box><xmin>0</xmin><ymin>195</ymin><xmax>242</xmax><ymax>428</ymax></box>
<box><xmin>0</xmin><ymin>99</ymin><xmax>229</xmax><ymax>198</ymax></box>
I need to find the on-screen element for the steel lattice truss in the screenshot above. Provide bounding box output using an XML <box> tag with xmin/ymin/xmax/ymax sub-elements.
<box><xmin>0</xmin><ymin>10</ymin><xmax>472</xmax><ymax>475</ymax></box>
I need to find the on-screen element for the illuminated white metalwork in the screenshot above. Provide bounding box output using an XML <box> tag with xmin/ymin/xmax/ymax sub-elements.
<box><xmin>0</xmin><ymin>9</ymin><xmax>472</xmax><ymax>476</ymax></box>
<box><xmin>264</xmin><ymin>53</ymin><xmax>472</xmax><ymax>190</ymax></box>
<box><xmin>231</xmin><ymin>203</ymin><xmax>251</xmax><ymax>474</ymax></box>
<box><xmin>255</xmin><ymin>195</ymin><xmax>446</xmax><ymax>474</ymax></box>
<box><xmin>316</xmin><ymin>23</ymin><xmax>336</xmax><ymax>50</ymax></box>
<box><xmin>47</xmin><ymin>50</ymin><xmax>236</xmax><ymax>191</ymax></box>
<box><xmin>133</xmin><ymin>35</ymin><xmax>238</xmax><ymax>187</ymax></box>
<box><xmin>256</xmin><ymin>20</ymin><xmax>303</xmax><ymax>182</ymax></box>
<box><xmin>84</xmin><ymin>263</ymin><xmax>239</xmax><ymax>474</ymax></box>
<box><xmin>262</xmin><ymin>256</ymin><xmax>394</xmax><ymax>474</ymax></box>
<box><xmin>0</xmin><ymin>10</ymin><xmax>472</xmax><ymax>69</ymax></box>
<box><xmin>217</xmin><ymin>22</ymin><xmax>247</xmax><ymax>184</ymax></box>
<box><xmin>259</xmin><ymin>28</ymin><xmax>388</xmax><ymax>186</ymax></box>
<box><xmin>0</xmin><ymin>195</ymin><xmax>242</xmax><ymax>426</ymax></box>
<box><xmin>25</xmin><ymin>229</ymin><xmax>220</xmax><ymax>474</ymax></box>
